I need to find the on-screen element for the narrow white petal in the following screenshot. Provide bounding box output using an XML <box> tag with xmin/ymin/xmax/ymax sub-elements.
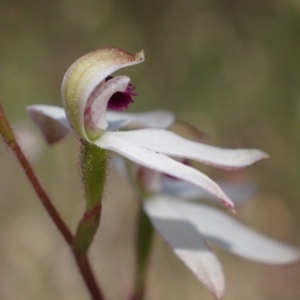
<box><xmin>162</xmin><ymin>177</ymin><xmax>257</xmax><ymax>205</ymax></box>
<box><xmin>26</xmin><ymin>105</ymin><xmax>70</xmax><ymax>144</ymax></box>
<box><xmin>106</xmin><ymin>110</ymin><xmax>175</xmax><ymax>130</ymax></box>
<box><xmin>26</xmin><ymin>105</ymin><xmax>69</xmax><ymax>127</ymax></box>
<box><xmin>95</xmin><ymin>132</ymin><xmax>235</xmax><ymax>211</ymax></box>
<box><xmin>147</xmin><ymin>196</ymin><xmax>300</xmax><ymax>265</ymax></box>
<box><xmin>25</xmin><ymin>104</ymin><xmax>133</xmax><ymax>140</ymax></box>
<box><xmin>144</xmin><ymin>198</ymin><xmax>225</xmax><ymax>299</ymax></box>
<box><xmin>109</xmin><ymin>129</ymin><xmax>269</xmax><ymax>169</ymax></box>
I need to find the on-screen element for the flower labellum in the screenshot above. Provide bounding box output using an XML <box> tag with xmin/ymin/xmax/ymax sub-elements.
<box><xmin>105</xmin><ymin>76</ymin><xmax>137</xmax><ymax>111</ymax></box>
<box><xmin>62</xmin><ymin>47</ymin><xmax>145</xmax><ymax>140</ymax></box>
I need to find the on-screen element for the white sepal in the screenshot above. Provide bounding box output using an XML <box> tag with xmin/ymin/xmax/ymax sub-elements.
<box><xmin>109</xmin><ymin>129</ymin><xmax>269</xmax><ymax>170</ymax></box>
<box><xmin>96</xmin><ymin>131</ymin><xmax>235</xmax><ymax>211</ymax></box>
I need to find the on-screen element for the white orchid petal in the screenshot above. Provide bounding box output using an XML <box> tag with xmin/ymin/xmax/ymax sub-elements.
<box><xmin>106</xmin><ymin>110</ymin><xmax>175</xmax><ymax>130</ymax></box>
<box><xmin>144</xmin><ymin>198</ymin><xmax>225</xmax><ymax>299</ymax></box>
<box><xmin>162</xmin><ymin>177</ymin><xmax>256</xmax><ymax>205</ymax></box>
<box><xmin>62</xmin><ymin>48</ymin><xmax>144</xmax><ymax>141</ymax></box>
<box><xmin>95</xmin><ymin>131</ymin><xmax>235</xmax><ymax>211</ymax></box>
<box><xmin>25</xmin><ymin>104</ymin><xmax>138</xmax><ymax>134</ymax></box>
<box><xmin>109</xmin><ymin>129</ymin><xmax>269</xmax><ymax>170</ymax></box>
<box><xmin>26</xmin><ymin>105</ymin><xmax>70</xmax><ymax>144</ymax></box>
<box><xmin>148</xmin><ymin>196</ymin><xmax>300</xmax><ymax>265</ymax></box>
<box><xmin>26</xmin><ymin>105</ymin><xmax>69</xmax><ymax>128</ymax></box>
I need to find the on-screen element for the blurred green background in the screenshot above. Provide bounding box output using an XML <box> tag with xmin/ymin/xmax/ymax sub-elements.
<box><xmin>0</xmin><ymin>0</ymin><xmax>300</xmax><ymax>299</ymax></box>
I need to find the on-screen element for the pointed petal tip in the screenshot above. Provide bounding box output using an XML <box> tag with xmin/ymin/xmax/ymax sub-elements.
<box><xmin>137</xmin><ymin>49</ymin><xmax>145</xmax><ymax>62</ymax></box>
<box><xmin>272</xmin><ymin>246</ymin><xmax>300</xmax><ymax>266</ymax></box>
<box><xmin>237</xmin><ymin>149</ymin><xmax>269</xmax><ymax>169</ymax></box>
<box><xmin>231</xmin><ymin>206</ymin><xmax>236</xmax><ymax>215</ymax></box>
<box><xmin>250</xmin><ymin>149</ymin><xmax>270</xmax><ymax>162</ymax></box>
<box><xmin>222</xmin><ymin>148</ymin><xmax>270</xmax><ymax>170</ymax></box>
<box><xmin>222</xmin><ymin>200</ymin><xmax>236</xmax><ymax>214</ymax></box>
<box><xmin>26</xmin><ymin>105</ymin><xmax>37</xmax><ymax>115</ymax></box>
<box><xmin>216</xmin><ymin>186</ymin><xmax>236</xmax><ymax>213</ymax></box>
<box><xmin>214</xmin><ymin>290</ymin><xmax>224</xmax><ymax>299</ymax></box>
<box><xmin>258</xmin><ymin>150</ymin><xmax>270</xmax><ymax>160</ymax></box>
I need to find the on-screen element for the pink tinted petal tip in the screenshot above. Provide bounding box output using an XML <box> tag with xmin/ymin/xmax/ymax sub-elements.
<box><xmin>223</xmin><ymin>200</ymin><xmax>236</xmax><ymax>214</ymax></box>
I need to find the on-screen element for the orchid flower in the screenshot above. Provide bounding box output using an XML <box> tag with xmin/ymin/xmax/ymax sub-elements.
<box><xmin>26</xmin><ymin>47</ymin><xmax>269</xmax><ymax>213</ymax></box>
<box><xmin>25</xmin><ymin>47</ymin><xmax>298</xmax><ymax>299</ymax></box>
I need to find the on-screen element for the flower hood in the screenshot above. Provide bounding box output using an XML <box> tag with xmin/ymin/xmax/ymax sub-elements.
<box><xmin>62</xmin><ymin>47</ymin><xmax>144</xmax><ymax>140</ymax></box>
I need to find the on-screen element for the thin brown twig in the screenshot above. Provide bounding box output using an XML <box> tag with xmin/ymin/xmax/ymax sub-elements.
<box><xmin>0</xmin><ymin>103</ymin><xmax>105</xmax><ymax>300</ymax></box>
<box><xmin>75</xmin><ymin>253</ymin><xmax>104</xmax><ymax>300</ymax></box>
<box><xmin>0</xmin><ymin>103</ymin><xmax>73</xmax><ymax>245</ymax></box>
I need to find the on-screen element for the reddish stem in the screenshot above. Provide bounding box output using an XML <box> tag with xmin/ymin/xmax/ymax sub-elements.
<box><xmin>0</xmin><ymin>104</ymin><xmax>73</xmax><ymax>245</ymax></box>
<box><xmin>0</xmin><ymin>103</ymin><xmax>105</xmax><ymax>300</ymax></box>
<box><xmin>75</xmin><ymin>253</ymin><xmax>104</xmax><ymax>299</ymax></box>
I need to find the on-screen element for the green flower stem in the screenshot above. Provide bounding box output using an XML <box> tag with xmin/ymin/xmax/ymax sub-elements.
<box><xmin>73</xmin><ymin>142</ymin><xmax>107</xmax><ymax>254</ymax></box>
<box><xmin>132</xmin><ymin>204</ymin><xmax>154</xmax><ymax>300</ymax></box>
<box><xmin>0</xmin><ymin>103</ymin><xmax>105</xmax><ymax>300</ymax></box>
